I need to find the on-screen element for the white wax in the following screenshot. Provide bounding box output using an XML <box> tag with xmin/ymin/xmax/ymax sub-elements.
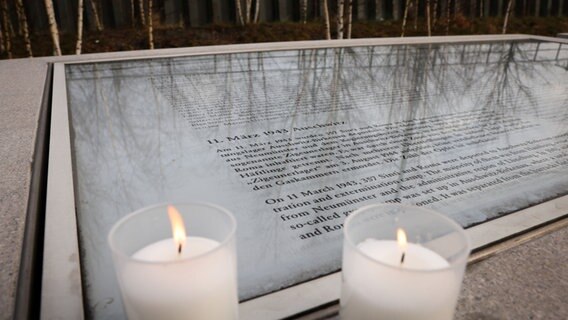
<box><xmin>341</xmin><ymin>238</ymin><xmax>461</xmax><ymax>320</ymax></box>
<box><xmin>120</xmin><ymin>236</ymin><xmax>237</xmax><ymax>320</ymax></box>
<box><xmin>132</xmin><ymin>236</ymin><xmax>219</xmax><ymax>262</ymax></box>
<box><xmin>358</xmin><ymin>238</ymin><xmax>449</xmax><ymax>270</ymax></box>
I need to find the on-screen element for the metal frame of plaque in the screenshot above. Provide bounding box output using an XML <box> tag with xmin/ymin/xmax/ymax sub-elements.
<box><xmin>42</xmin><ymin>35</ymin><xmax>568</xmax><ymax>320</ymax></box>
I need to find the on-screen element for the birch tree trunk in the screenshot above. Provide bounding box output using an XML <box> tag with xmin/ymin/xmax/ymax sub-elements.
<box><xmin>433</xmin><ymin>0</ymin><xmax>438</xmax><ymax>24</ymax></box>
<box><xmin>15</xmin><ymin>0</ymin><xmax>32</xmax><ymax>56</ymax></box>
<box><xmin>346</xmin><ymin>0</ymin><xmax>353</xmax><ymax>38</ymax></box>
<box><xmin>498</xmin><ymin>0</ymin><xmax>504</xmax><ymax>16</ymax></box>
<box><xmin>323</xmin><ymin>0</ymin><xmax>331</xmax><ymax>39</ymax></box>
<box><xmin>401</xmin><ymin>0</ymin><xmax>411</xmax><ymax>37</ymax></box>
<box><xmin>130</xmin><ymin>0</ymin><xmax>135</xmax><ymax>26</ymax></box>
<box><xmin>455</xmin><ymin>0</ymin><xmax>461</xmax><ymax>16</ymax></box>
<box><xmin>139</xmin><ymin>0</ymin><xmax>146</xmax><ymax>26</ymax></box>
<box><xmin>546</xmin><ymin>0</ymin><xmax>552</xmax><ymax>16</ymax></box>
<box><xmin>44</xmin><ymin>0</ymin><xmax>61</xmax><ymax>55</ymax></box>
<box><xmin>254</xmin><ymin>0</ymin><xmax>260</xmax><ymax>23</ymax></box>
<box><xmin>445</xmin><ymin>0</ymin><xmax>450</xmax><ymax>35</ymax></box>
<box><xmin>375</xmin><ymin>0</ymin><xmax>384</xmax><ymax>20</ymax></box>
<box><xmin>0</xmin><ymin>18</ymin><xmax>4</xmax><ymax>54</ymax></box>
<box><xmin>235</xmin><ymin>0</ymin><xmax>244</xmax><ymax>25</ymax></box>
<box><xmin>245</xmin><ymin>0</ymin><xmax>252</xmax><ymax>24</ymax></box>
<box><xmin>502</xmin><ymin>0</ymin><xmax>513</xmax><ymax>33</ymax></box>
<box><xmin>301</xmin><ymin>0</ymin><xmax>307</xmax><ymax>23</ymax></box>
<box><xmin>89</xmin><ymin>0</ymin><xmax>103</xmax><ymax>30</ymax></box>
<box><xmin>426</xmin><ymin>0</ymin><xmax>431</xmax><ymax>36</ymax></box>
<box><xmin>393</xmin><ymin>0</ymin><xmax>400</xmax><ymax>20</ymax></box>
<box><xmin>76</xmin><ymin>0</ymin><xmax>84</xmax><ymax>54</ymax></box>
<box><xmin>0</xmin><ymin>0</ymin><xmax>10</xmax><ymax>58</ymax></box>
<box><xmin>148</xmin><ymin>0</ymin><xmax>153</xmax><ymax>49</ymax></box>
<box><xmin>337</xmin><ymin>0</ymin><xmax>344</xmax><ymax>39</ymax></box>
<box><xmin>413</xmin><ymin>1</ymin><xmax>418</xmax><ymax>30</ymax></box>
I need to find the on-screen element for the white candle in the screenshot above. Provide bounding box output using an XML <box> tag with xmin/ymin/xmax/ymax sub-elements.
<box><xmin>341</xmin><ymin>238</ymin><xmax>460</xmax><ymax>320</ymax></box>
<box><xmin>119</xmin><ymin>236</ymin><xmax>238</xmax><ymax>320</ymax></box>
<box><xmin>132</xmin><ymin>236</ymin><xmax>219</xmax><ymax>261</ymax></box>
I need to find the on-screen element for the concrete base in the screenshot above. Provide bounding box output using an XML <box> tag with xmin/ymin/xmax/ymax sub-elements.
<box><xmin>456</xmin><ymin>225</ymin><xmax>568</xmax><ymax>320</ymax></box>
<box><xmin>0</xmin><ymin>59</ymin><xmax>48</xmax><ymax>320</ymax></box>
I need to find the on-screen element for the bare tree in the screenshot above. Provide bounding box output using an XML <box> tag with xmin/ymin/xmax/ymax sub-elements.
<box><xmin>254</xmin><ymin>0</ymin><xmax>260</xmax><ymax>23</ymax></box>
<box><xmin>375</xmin><ymin>0</ymin><xmax>384</xmax><ymax>20</ymax></box>
<box><xmin>148</xmin><ymin>0</ymin><xmax>153</xmax><ymax>49</ymax></box>
<box><xmin>245</xmin><ymin>0</ymin><xmax>252</xmax><ymax>24</ymax></box>
<box><xmin>76</xmin><ymin>0</ymin><xmax>84</xmax><ymax>54</ymax></box>
<box><xmin>346</xmin><ymin>0</ymin><xmax>353</xmax><ymax>38</ymax></box>
<box><xmin>139</xmin><ymin>0</ymin><xmax>146</xmax><ymax>26</ymax></box>
<box><xmin>413</xmin><ymin>0</ymin><xmax>418</xmax><ymax>30</ymax></box>
<box><xmin>426</xmin><ymin>0</ymin><xmax>432</xmax><ymax>36</ymax></box>
<box><xmin>401</xmin><ymin>0</ymin><xmax>412</xmax><ymax>37</ymax></box>
<box><xmin>455</xmin><ymin>0</ymin><xmax>461</xmax><ymax>16</ymax></box>
<box><xmin>546</xmin><ymin>0</ymin><xmax>552</xmax><ymax>16</ymax></box>
<box><xmin>15</xmin><ymin>0</ymin><xmax>32</xmax><ymax>56</ymax></box>
<box><xmin>130</xmin><ymin>0</ymin><xmax>135</xmax><ymax>26</ymax></box>
<box><xmin>393</xmin><ymin>0</ymin><xmax>400</xmax><ymax>20</ymax></box>
<box><xmin>44</xmin><ymin>0</ymin><xmax>61</xmax><ymax>55</ymax></box>
<box><xmin>323</xmin><ymin>0</ymin><xmax>331</xmax><ymax>39</ymax></box>
<box><xmin>502</xmin><ymin>0</ymin><xmax>513</xmax><ymax>34</ymax></box>
<box><xmin>0</xmin><ymin>16</ymin><xmax>4</xmax><ymax>54</ymax></box>
<box><xmin>235</xmin><ymin>0</ymin><xmax>244</xmax><ymax>25</ymax></box>
<box><xmin>337</xmin><ymin>0</ymin><xmax>344</xmax><ymax>39</ymax></box>
<box><xmin>498</xmin><ymin>0</ymin><xmax>504</xmax><ymax>16</ymax></box>
<box><xmin>445</xmin><ymin>0</ymin><xmax>450</xmax><ymax>35</ymax></box>
<box><xmin>433</xmin><ymin>0</ymin><xmax>438</xmax><ymax>24</ymax></box>
<box><xmin>301</xmin><ymin>0</ymin><xmax>308</xmax><ymax>23</ymax></box>
<box><xmin>89</xmin><ymin>0</ymin><xmax>103</xmax><ymax>31</ymax></box>
<box><xmin>0</xmin><ymin>0</ymin><xmax>10</xmax><ymax>58</ymax></box>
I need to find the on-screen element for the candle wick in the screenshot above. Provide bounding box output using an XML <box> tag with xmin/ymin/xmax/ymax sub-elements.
<box><xmin>400</xmin><ymin>252</ymin><xmax>406</xmax><ymax>265</ymax></box>
<box><xmin>178</xmin><ymin>243</ymin><xmax>182</xmax><ymax>255</ymax></box>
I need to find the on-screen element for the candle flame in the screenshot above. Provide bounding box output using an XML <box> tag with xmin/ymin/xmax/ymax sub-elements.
<box><xmin>397</xmin><ymin>228</ymin><xmax>408</xmax><ymax>265</ymax></box>
<box><xmin>397</xmin><ymin>228</ymin><xmax>408</xmax><ymax>250</ymax></box>
<box><xmin>167</xmin><ymin>205</ymin><xmax>187</xmax><ymax>254</ymax></box>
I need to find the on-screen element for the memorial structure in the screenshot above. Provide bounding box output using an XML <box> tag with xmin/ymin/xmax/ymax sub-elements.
<box><xmin>58</xmin><ymin>38</ymin><xmax>568</xmax><ymax>319</ymax></box>
<box><xmin>1</xmin><ymin>35</ymin><xmax>567</xmax><ymax>320</ymax></box>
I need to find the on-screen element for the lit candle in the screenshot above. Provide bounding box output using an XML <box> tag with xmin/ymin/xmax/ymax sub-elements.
<box><xmin>109</xmin><ymin>203</ymin><xmax>238</xmax><ymax>320</ymax></box>
<box><xmin>340</xmin><ymin>204</ymin><xmax>470</xmax><ymax>320</ymax></box>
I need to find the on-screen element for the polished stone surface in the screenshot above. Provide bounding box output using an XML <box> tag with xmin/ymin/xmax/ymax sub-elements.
<box><xmin>65</xmin><ymin>40</ymin><xmax>568</xmax><ymax>318</ymax></box>
<box><xmin>0</xmin><ymin>59</ymin><xmax>47</xmax><ymax>319</ymax></box>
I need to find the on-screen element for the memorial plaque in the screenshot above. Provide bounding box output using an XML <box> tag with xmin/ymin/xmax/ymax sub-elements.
<box><xmin>65</xmin><ymin>40</ymin><xmax>568</xmax><ymax>318</ymax></box>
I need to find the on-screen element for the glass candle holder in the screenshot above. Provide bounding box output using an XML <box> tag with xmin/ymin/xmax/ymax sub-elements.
<box><xmin>108</xmin><ymin>202</ymin><xmax>238</xmax><ymax>320</ymax></box>
<box><xmin>340</xmin><ymin>204</ymin><xmax>471</xmax><ymax>320</ymax></box>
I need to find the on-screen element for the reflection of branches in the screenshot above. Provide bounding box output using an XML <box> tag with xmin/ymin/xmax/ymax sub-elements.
<box><xmin>474</xmin><ymin>42</ymin><xmax>539</xmax><ymax>127</ymax></box>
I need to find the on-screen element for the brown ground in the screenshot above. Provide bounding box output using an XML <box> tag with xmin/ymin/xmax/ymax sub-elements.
<box><xmin>2</xmin><ymin>16</ymin><xmax>568</xmax><ymax>59</ymax></box>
